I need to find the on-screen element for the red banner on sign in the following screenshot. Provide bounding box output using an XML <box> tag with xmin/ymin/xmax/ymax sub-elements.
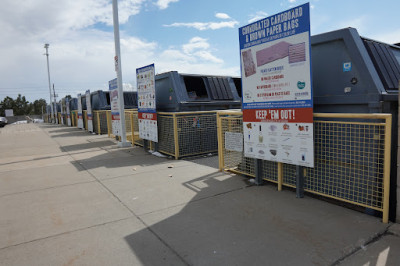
<box><xmin>243</xmin><ymin>108</ymin><xmax>313</xmax><ymax>123</ymax></box>
<box><xmin>138</xmin><ymin>112</ymin><xmax>157</xmax><ymax>121</ymax></box>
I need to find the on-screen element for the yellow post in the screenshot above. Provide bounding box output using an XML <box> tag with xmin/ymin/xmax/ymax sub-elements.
<box><xmin>84</xmin><ymin>111</ymin><xmax>88</xmax><ymax>131</ymax></box>
<box><xmin>130</xmin><ymin>112</ymin><xmax>134</xmax><ymax>146</ymax></box>
<box><xmin>173</xmin><ymin>113</ymin><xmax>179</xmax><ymax>160</ymax></box>
<box><xmin>107</xmin><ymin>111</ymin><xmax>111</xmax><ymax>137</ymax></box>
<box><xmin>382</xmin><ymin>114</ymin><xmax>392</xmax><ymax>223</ymax></box>
<box><xmin>97</xmin><ymin>111</ymin><xmax>101</xmax><ymax>135</ymax></box>
<box><xmin>217</xmin><ymin>112</ymin><xmax>224</xmax><ymax>171</ymax></box>
<box><xmin>278</xmin><ymin>162</ymin><xmax>283</xmax><ymax>191</ymax></box>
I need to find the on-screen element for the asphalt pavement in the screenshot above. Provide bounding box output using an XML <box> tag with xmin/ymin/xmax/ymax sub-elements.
<box><xmin>0</xmin><ymin>123</ymin><xmax>399</xmax><ymax>266</ymax></box>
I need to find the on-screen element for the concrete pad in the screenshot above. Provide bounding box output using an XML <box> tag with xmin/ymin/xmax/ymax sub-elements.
<box><xmin>0</xmin><ymin>218</ymin><xmax>186</xmax><ymax>266</ymax></box>
<box><xmin>68</xmin><ymin>148</ymin><xmax>135</xmax><ymax>162</ymax></box>
<box><xmin>80</xmin><ymin>154</ymin><xmax>192</xmax><ymax>180</ymax></box>
<box><xmin>139</xmin><ymin>185</ymin><xmax>388</xmax><ymax>266</ymax></box>
<box><xmin>0</xmin><ymin>182</ymin><xmax>132</xmax><ymax>249</ymax></box>
<box><xmin>389</xmin><ymin>223</ymin><xmax>400</xmax><ymax>236</ymax></box>
<box><xmin>0</xmin><ymin>125</ymin><xmax>61</xmax><ymax>158</ymax></box>
<box><xmin>0</xmin><ymin>162</ymin><xmax>94</xmax><ymax>196</ymax></box>
<box><xmin>59</xmin><ymin>140</ymin><xmax>117</xmax><ymax>153</ymax></box>
<box><xmin>340</xmin><ymin>234</ymin><xmax>400</xmax><ymax>266</ymax></box>
<box><xmin>0</xmin><ymin>152</ymin><xmax>73</xmax><ymax>173</ymax></box>
<box><xmin>103</xmin><ymin>164</ymin><xmax>247</xmax><ymax>215</ymax></box>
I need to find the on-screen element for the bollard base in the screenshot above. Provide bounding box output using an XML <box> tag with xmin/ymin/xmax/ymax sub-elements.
<box><xmin>117</xmin><ymin>141</ymin><xmax>131</xmax><ymax>148</ymax></box>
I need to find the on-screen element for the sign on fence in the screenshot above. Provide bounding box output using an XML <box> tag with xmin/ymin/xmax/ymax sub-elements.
<box><xmin>239</xmin><ymin>3</ymin><xmax>314</xmax><ymax>167</ymax></box>
<box><xmin>225</xmin><ymin>132</ymin><xmax>243</xmax><ymax>152</ymax></box>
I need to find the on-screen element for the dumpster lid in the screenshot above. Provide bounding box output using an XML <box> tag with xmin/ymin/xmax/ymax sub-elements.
<box><xmin>362</xmin><ymin>37</ymin><xmax>400</xmax><ymax>91</ymax></box>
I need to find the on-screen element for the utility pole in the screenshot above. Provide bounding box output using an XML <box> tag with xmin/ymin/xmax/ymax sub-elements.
<box><xmin>53</xmin><ymin>84</ymin><xmax>58</xmax><ymax>124</ymax></box>
<box><xmin>112</xmin><ymin>0</ymin><xmax>129</xmax><ymax>147</ymax></box>
<box><xmin>44</xmin><ymin>44</ymin><xmax>54</xmax><ymax>123</ymax></box>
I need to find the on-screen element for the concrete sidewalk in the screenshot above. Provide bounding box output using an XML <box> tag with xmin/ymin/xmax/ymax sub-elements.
<box><xmin>0</xmin><ymin>123</ymin><xmax>399</xmax><ymax>265</ymax></box>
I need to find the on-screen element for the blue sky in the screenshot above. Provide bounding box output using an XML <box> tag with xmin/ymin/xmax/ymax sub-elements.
<box><xmin>0</xmin><ymin>0</ymin><xmax>399</xmax><ymax>103</ymax></box>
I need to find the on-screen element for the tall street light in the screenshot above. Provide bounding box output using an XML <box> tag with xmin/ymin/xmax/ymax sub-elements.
<box><xmin>44</xmin><ymin>44</ymin><xmax>54</xmax><ymax>123</ymax></box>
<box><xmin>112</xmin><ymin>0</ymin><xmax>129</xmax><ymax>147</ymax></box>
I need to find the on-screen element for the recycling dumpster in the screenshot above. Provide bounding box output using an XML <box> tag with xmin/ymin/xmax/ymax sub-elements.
<box><xmin>153</xmin><ymin>71</ymin><xmax>241</xmax><ymax>158</ymax></box>
<box><xmin>154</xmin><ymin>71</ymin><xmax>241</xmax><ymax>112</ymax></box>
<box><xmin>310</xmin><ymin>27</ymin><xmax>400</xmax><ymax>220</ymax></box>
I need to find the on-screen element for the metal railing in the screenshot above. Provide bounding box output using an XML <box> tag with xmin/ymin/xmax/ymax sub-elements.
<box><xmin>217</xmin><ymin>110</ymin><xmax>392</xmax><ymax>223</ymax></box>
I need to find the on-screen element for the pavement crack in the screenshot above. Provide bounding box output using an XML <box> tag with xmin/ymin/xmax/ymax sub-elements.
<box><xmin>0</xmin><ymin>217</ymin><xmax>132</xmax><ymax>252</ymax></box>
<box><xmin>0</xmin><ymin>180</ymin><xmax>97</xmax><ymax>199</ymax></box>
<box><xmin>330</xmin><ymin>226</ymin><xmax>391</xmax><ymax>266</ymax></box>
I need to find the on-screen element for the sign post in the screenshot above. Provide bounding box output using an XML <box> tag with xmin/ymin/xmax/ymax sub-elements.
<box><xmin>239</xmin><ymin>3</ymin><xmax>314</xmax><ymax>188</ymax></box>
<box><xmin>137</xmin><ymin>64</ymin><xmax>158</xmax><ymax>148</ymax></box>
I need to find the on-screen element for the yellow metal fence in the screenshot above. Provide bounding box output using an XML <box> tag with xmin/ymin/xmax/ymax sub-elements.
<box><xmin>158</xmin><ymin>111</ymin><xmax>218</xmax><ymax>159</ymax></box>
<box><xmin>50</xmin><ymin>110</ymin><xmax>219</xmax><ymax>159</ymax></box>
<box><xmin>217</xmin><ymin>111</ymin><xmax>392</xmax><ymax>223</ymax></box>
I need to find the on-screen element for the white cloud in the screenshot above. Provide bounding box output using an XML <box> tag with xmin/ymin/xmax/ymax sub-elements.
<box><xmin>248</xmin><ymin>11</ymin><xmax>268</xmax><ymax>23</ymax></box>
<box><xmin>0</xmin><ymin>0</ymin><xmax>144</xmax><ymax>39</ymax></box>
<box><xmin>193</xmin><ymin>51</ymin><xmax>223</xmax><ymax>64</ymax></box>
<box><xmin>182</xmin><ymin>37</ymin><xmax>210</xmax><ymax>53</ymax></box>
<box><xmin>215</xmin><ymin>13</ymin><xmax>231</xmax><ymax>19</ymax></box>
<box><xmin>158</xmin><ymin>37</ymin><xmax>225</xmax><ymax>71</ymax></box>
<box><xmin>164</xmin><ymin>20</ymin><xmax>238</xmax><ymax>31</ymax></box>
<box><xmin>288</xmin><ymin>0</ymin><xmax>297</xmax><ymax>3</ymax></box>
<box><xmin>0</xmin><ymin>0</ymin><xmax>239</xmax><ymax>102</ymax></box>
<box><xmin>155</xmin><ymin>0</ymin><xmax>179</xmax><ymax>10</ymax></box>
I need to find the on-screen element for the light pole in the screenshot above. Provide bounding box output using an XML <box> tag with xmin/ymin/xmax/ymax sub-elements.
<box><xmin>112</xmin><ymin>0</ymin><xmax>129</xmax><ymax>147</ymax></box>
<box><xmin>44</xmin><ymin>44</ymin><xmax>54</xmax><ymax>123</ymax></box>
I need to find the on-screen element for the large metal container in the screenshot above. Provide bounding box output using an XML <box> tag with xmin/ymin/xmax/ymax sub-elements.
<box><xmin>154</xmin><ymin>71</ymin><xmax>241</xmax><ymax>112</ymax></box>
<box><xmin>311</xmin><ymin>27</ymin><xmax>400</xmax><ymax>220</ymax></box>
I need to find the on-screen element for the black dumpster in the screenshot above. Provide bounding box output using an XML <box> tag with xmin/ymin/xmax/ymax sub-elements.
<box><xmin>311</xmin><ymin>27</ymin><xmax>400</xmax><ymax>221</ymax></box>
<box><xmin>155</xmin><ymin>71</ymin><xmax>241</xmax><ymax>112</ymax></box>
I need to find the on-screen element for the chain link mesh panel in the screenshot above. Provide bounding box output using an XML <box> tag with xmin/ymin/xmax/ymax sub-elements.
<box><xmin>176</xmin><ymin>112</ymin><xmax>218</xmax><ymax>157</ymax></box>
<box><xmin>303</xmin><ymin>119</ymin><xmax>386</xmax><ymax>209</ymax></box>
<box><xmin>156</xmin><ymin>112</ymin><xmax>219</xmax><ymax>158</ymax></box>
<box><xmin>218</xmin><ymin>111</ymin><xmax>391</xmax><ymax>214</ymax></box>
<box><xmin>157</xmin><ymin>114</ymin><xmax>175</xmax><ymax>156</ymax></box>
<box><xmin>220</xmin><ymin>114</ymin><xmax>255</xmax><ymax>177</ymax></box>
<box><xmin>132</xmin><ymin>111</ymin><xmax>144</xmax><ymax>147</ymax></box>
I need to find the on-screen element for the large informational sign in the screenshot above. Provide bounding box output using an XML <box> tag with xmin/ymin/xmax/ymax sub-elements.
<box><xmin>77</xmin><ymin>94</ymin><xmax>84</xmax><ymax>129</ymax></box>
<box><xmin>85</xmin><ymin>90</ymin><xmax>93</xmax><ymax>132</ymax></box>
<box><xmin>239</xmin><ymin>3</ymin><xmax>314</xmax><ymax>167</ymax></box>
<box><xmin>66</xmin><ymin>98</ymin><xmax>71</xmax><ymax>126</ymax></box>
<box><xmin>137</xmin><ymin>64</ymin><xmax>158</xmax><ymax>143</ymax></box>
<box><xmin>109</xmin><ymin>78</ymin><xmax>120</xmax><ymax>137</ymax></box>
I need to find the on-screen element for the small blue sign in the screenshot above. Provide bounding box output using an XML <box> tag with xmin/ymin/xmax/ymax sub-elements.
<box><xmin>343</xmin><ymin>62</ymin><xmax>352</xmax><ymax>72</ymax></box>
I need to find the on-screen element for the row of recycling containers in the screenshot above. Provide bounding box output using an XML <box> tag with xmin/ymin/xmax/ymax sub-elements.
<box><xmin>48</xmin><ymin>28</ymin><xmax>400</xmax><ymax>221</ymax></box>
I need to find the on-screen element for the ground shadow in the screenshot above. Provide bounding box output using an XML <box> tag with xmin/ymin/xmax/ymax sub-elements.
<box><xmin>123</xmin><ymin>171</ymin><xmax>390</xmax><ymax>265</ymax></box>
